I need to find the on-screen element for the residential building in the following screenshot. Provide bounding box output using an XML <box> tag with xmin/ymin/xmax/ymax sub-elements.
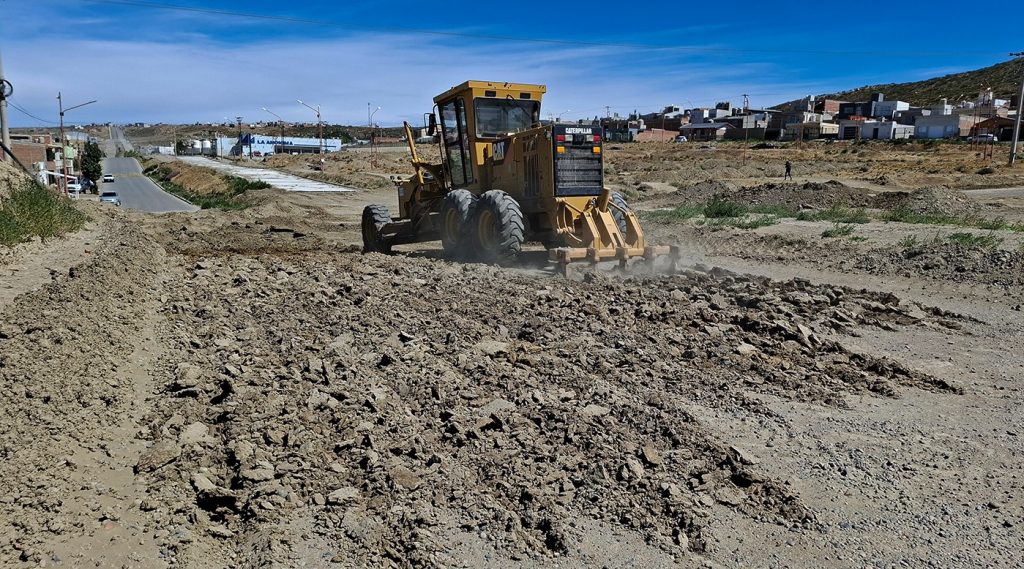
<box><xmin>783</xmin><ymin>121</ymin><xmax>840</xmax><ymax>140</ymax></box>
<box><xmin>972</xmin><ymin>117</ymin><xmax>1022</xmax><ymax>141</ymax></box>
<box><xmin>837</xmin><ymin>119</ymin><xmax>913</xmax><ymax>140</ymax></box>
<box><xmin>677</xmin><ymin>122</ymin><xmax>730</xmax><ymax>141</ymax></box>
<box><xmin>838</xmin><ymin>93</ymin><xmax>909</xmax><ymax>120</ymax></box>
<box><xmin>912</xmin><ymin>113</ymin><xmax>976</xmax><ymax>139</ymax></box>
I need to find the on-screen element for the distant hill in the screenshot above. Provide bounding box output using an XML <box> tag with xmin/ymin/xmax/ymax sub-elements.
<box><xmin>778</xmin><ymin>58</ymin><xmax>1023</xmax><ymax>109</ymax></box>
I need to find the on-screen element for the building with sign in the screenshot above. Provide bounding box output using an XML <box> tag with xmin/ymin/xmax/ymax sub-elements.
<box><xmin>215</xmin><ymin>135</ymin><xmax>345</xmax><ymax>157</ymax></box>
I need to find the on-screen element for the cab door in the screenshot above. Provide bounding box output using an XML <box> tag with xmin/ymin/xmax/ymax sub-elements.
<box><xmin>439</xmin><ymin>97</ymin><xmax>474</xmax><ymax>188</ymax></box>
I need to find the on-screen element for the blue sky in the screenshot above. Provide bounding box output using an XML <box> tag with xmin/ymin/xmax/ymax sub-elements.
<box><xmin>0</xmin><ymin>0</ymin><xmax>1017</xmax><ymax>127</ymax></box>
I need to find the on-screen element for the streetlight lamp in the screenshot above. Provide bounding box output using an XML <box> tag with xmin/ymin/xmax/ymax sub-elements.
<box><xmin>297</xmin><ymin>99</ymin><xmax>324</xmax><ymax>162</ymax></box>
<box><xmin>262</xmin><ymin>107</ymin><xmax>287</xmax><ymax>155</ymax></box>
<box><xmin>57</xmin><ymin>92</ymin><xmax>96</xmax><ymax>195</ymax></box>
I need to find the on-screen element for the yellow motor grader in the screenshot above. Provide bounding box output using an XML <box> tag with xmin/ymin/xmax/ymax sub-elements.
<box><xmin>361</xmin><ymin>80</ymin><xmax>674</xmax><ymax>272</ymax></box>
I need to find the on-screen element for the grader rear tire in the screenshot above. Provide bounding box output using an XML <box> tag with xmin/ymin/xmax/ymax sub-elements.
<box><xmin>610</xmin><ymin>192</ymin><xmax>631</xmax><ymax>236</ymax></box>
<box><xmin>472</xmin><ymin>190</ymin><xmax>524</xmax><ymax>263</ymax></box>
<box><xmin>439</xmin><ymin>189</ymin><xmax>476</xmax><ymax>258</ymax></box>
<box><xmin>361</xmin><ymin>204</ymin><xmax>392</xmax><ymax>254</ymax></box>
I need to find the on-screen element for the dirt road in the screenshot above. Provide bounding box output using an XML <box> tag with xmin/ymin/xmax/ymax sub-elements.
<box><xmin>1</xmin><ymin>171</ymin><xmax>1022</xmax><ymax>568</ymax></box>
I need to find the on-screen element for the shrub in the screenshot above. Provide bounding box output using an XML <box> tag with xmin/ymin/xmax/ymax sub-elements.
<box><xmin>704</xmin><ymin>198</ymin><xmax>746</xmax><ymax>218</ymax></box>
<box><xmin>822</xmin><ymin>223</ymin><xmax>856</xmax><ymax>238</ymax></box>
<box><xmin>946</xmin><ymin>232</ymin><xmax>1002</xmax><ymax>249</ymax></box>
<box><xmin>0</xmin><ymin>181</ymin><xmax>87</xmax><ymax>247</ymax></box>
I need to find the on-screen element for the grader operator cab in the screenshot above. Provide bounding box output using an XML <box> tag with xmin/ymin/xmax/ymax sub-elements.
<box><xmin>361</xmin><ymin>80</ymin><xmax>674</xmax><ymax>272</ymax></box>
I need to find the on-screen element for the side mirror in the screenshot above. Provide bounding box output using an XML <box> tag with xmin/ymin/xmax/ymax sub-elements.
<box><xmin>427</xmin><ymin>113</ymin><xmax>437</xmax><ymax>136</ymax></box>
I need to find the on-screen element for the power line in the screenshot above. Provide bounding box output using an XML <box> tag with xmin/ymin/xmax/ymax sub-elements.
<box><xmin>7</xmin><ymin>99</ymin><xmax>57</xmax><ymax>124</ymax></box>
<box><xmin>85</xmin><ymin>0</ymin><xmax>1002</xmax><ymax>58</ymax></box>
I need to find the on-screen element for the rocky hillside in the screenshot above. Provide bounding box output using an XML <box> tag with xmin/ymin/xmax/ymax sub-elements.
<box><xmin>778</xmin><ymin>58</ymin><xmax>1023</xmax><ymax>108</ymax></box>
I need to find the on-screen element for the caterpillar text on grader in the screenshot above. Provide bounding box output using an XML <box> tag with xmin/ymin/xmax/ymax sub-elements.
<box><xmin>361</xmin><ymin>80</ymin><xmax>677</xmax><ymax>274</ymax></box>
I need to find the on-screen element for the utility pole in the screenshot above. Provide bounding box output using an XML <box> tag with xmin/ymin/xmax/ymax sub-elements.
<box><xmin>1010</xmin><ymin>52</ymin><xmax>1024</xmax><ymax>166</ymax></box>
<box><xmin>262</xmin><ymin>107</ymin><xmax>287</xmax><ymax>154</ymax></box>
<box><xmin>0</xmin><ymin>49</ymin><xmax>11</xmax><ymax>163</ymax></box>
<box><xmin>369</xmin><ymin>105</ymin><xmax>381</xmax><ymax>168</ymax></box>
<box><xmin>298</xmin><ymin>100</ymin><xmax>323</xmax><ymax>163</ymax></box>
<box><xmin>236</xmin><ymin>116</ymin><xmax>243</xmax><ymax>159</ymax></box>
<box><xmin>56</xmin><ymin>93</ymin><xmax>96</xmax><ymax>195</ymax></box>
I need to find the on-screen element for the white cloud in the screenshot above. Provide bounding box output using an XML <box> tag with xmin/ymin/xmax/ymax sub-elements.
<box><xmin>2</xmin><ymin>29</ymin><xmax>829</xmax><ymax>127</ymax></box>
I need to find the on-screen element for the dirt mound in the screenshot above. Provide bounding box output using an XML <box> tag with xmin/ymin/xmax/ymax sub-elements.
<box><xmin>130</xmin><ymin>245</ymin><xmax>961</xmax><ymax>567</ymax></box>
<box><xmin>0</xmin><ymin>222</ymin><xmax>164</xmax><ymax>564</ymax></box>
<box><xmin>161</xmin><ymin>219</ymin><xmax>328</xmax><ymax>256</ymax></box>
<box><xmin>727</xmin><ymin>180</ymin><xmax>873</xmax><ymax>209</ymax></box>
<box><xmin>668</xmin><ymin>180</ymin><xmax>867</xmax><ymax>209</ymax></box>
<box><xmin>144</xmin><ymin>159</ymin><xmax>230</xmax><ymax>195</ymax></box>
<box><xmin>853</xmin><ymin>243</ymin><xmax>1024</xmax><ymax>290</ymax></box>
<box><xmin>671</xmin><ymin>180</ymin><xmax>740</xmax><ymax>203</ymax></box>
<box><xmin>870</xmin><ymin>186</ymin><xmax>981</xmax><ymax>217</ymax></box>
<box><xmin>0</xmin><ymin>160</ymin><xmax>30</xmax><ymax>198</ymax></box>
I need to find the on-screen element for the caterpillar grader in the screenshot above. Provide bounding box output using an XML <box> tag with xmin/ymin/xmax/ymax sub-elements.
<box><xmin>361</xmin><ymin>80</ymin><xmax>675</xmax><ymax>273</ymax></box>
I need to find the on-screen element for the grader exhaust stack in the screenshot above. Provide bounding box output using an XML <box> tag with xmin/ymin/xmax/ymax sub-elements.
<box><xmin>360</xmin><ymin>80</ymin><xmax>676</xmax><ymax>273</ymax></box>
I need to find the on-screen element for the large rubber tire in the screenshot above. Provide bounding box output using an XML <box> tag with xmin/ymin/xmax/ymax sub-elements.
<box><xmin>361</xmin><ymin>204</ymin><xmax>392</xmax><ymax>253</ymax></box>
<box><xmin>439</xmin><ymin>189</ymin><xmax>477</xmax><ymax>258</ymax></box>
<box><xmin>610</xmin><ymin>192</ymin><xmax>630</xmax><ymax>236</ymax></box>
<box><xmin>471</xmin><ymin>190</ymin><xmax>525</xmax><ymax>263</ymax></box>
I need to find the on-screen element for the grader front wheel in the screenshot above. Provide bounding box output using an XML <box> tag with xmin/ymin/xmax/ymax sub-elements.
<box><xmin>472</xmin><ymin>190</ymin><xmax>524</xmax><ymax>263</ymax></box>
<box><xmin>439</xmin><ymin>189</ymin><xmax>476</xmax><ymax>258</ymax></box>
<box><xmin>361</xmin><ymin>204</ymin><xmax>392</xmax><ymax>254</ymax></box>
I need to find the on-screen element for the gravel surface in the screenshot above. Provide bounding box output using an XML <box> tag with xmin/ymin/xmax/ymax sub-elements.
<box><xmin>0</xmin><ymin>185</ymin><xmax>1020</xmax><ymax>568</ymax></box>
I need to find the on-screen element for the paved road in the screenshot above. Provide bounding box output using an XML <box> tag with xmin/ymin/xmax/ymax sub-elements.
<box><xmin>101</xmin><ymin>157</ymin><xmax>199</xmax><ymax>213</ymax></box>
<box><xmin>963</xmin><ymin>186</ymin><xmax>1024</xmax><ymax>199</ymax></box>
<box><xmin>178</xmin><ymin>156</ymin><xmax>355</xmax><ymax>192</ymax></box>
<box><xmin>101</xmin><ymin>125</ymin><xmax>134</xmax><ymax>156</ymax></box>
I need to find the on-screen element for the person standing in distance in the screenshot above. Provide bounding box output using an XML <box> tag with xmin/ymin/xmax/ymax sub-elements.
<box><xmin>784</xmin><ymin>160</ymin><xmax>793</xmax><ymax>180</ymax></box>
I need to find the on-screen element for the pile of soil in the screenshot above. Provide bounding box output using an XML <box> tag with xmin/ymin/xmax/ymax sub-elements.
<box><xmin>144</xmin><ymin>158</ymin><xmax>230</xmax><ymax>195</ymax></box>
<box><xmin>0</xmin><ymin>222</ymin><xmax>165</xmax><ymax>564</ymax></box>
<box><xmin>128</xmin><ymin>240</ymin><xmax>960</xmax><ymax>567</ymax></box>
<box><xmin>669</xmin><ymin>180</ymin><xmax>875</xmax><ymax>209</ymax></box>
<box><xmin>671</xmin><ymin>180</ymin><xmax>740</xmax><ymax>203</ymax></box>
<box><xmin>0</xmin><ymin>160</ymin><xmax>29</xmax><ymax>198</ymax></box>
<box><xmin>852</xmin><ymin>243</ymin><xmax>1024</xmax><ymax>290</ymax></box>
<box><xmin>728</xmin><ymin>180</ymin><xmax>871</xmax><ymax>209</ymax></box>
<box><xmin>871</xmin><ymin>187</ymin><xmax>981</xmax><ymax>217</ymax></box>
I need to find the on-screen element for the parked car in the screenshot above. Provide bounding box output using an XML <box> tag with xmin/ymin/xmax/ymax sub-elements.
<box><xmin>968</xmin><ymin>134</ymin><xmax>998</xmax><ymax>143</ymax></box>
<box><xmin>67</xmin><ymin>182</ymin><xmax>83</xmax><ymax>195</ymax></box>
<box><xmin>102</xmin><ymin>174</ymin><xmax>115</xmax><ymax>183</ymax></box>
<box><xmin>99</xmin><ymin>191</ymin><xmax>121</xmax><ymax>206</ymax></box>
<box><xmin>674</xmin><ymin>135</ymin><xmax>688</xmax><ymax>143</ymax></box>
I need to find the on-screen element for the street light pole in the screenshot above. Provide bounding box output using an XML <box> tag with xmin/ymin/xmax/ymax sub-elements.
<box><xmin>56</xmin><ymin>93</ymin><xmax>96</xmax><ymax>195</ymax></box>
<box><xmin>262</xmin><ymin>107</ymin><xmax>287</xmax><ymax>155</ymax></box>
<box><xmin>1010</xmin><ymin>52</ymin><xmax>1024</xmax><ymax>166</ymax></box>
<box><xmin>299</xmin><ymin>99</ymin><xmax>321</xmax><ymax>159</ymax></box>
<box><xmin>236</xmin><ymin>116</ymin><xmax>243</xmax><ymax>159</ymax></box>
<box><xmin>369</xmin><ymin>106</ymin><xmax>381</xmax><ymax>167</ymax></box>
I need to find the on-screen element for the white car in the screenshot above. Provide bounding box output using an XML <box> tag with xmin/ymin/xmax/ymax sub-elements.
<box><xmin>102</xmin><ymin>174</ymin><xmax>115</xmax><ymax>183</ymax></box>
<box><xmin>67</xmin><ymin>182</ymin><xmax>83</xmax><ymax>194</ymax></box>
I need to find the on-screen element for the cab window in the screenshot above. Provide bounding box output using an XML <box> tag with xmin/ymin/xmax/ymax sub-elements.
<box><xmin>440</xmin><ymin>98</ymin><xmax>473</xmax><ymax>186</ymax></box>
<box><xmin>474</xmin><ymin>98</ymin><xmax>539</xmax><ymax>138</ymax></box>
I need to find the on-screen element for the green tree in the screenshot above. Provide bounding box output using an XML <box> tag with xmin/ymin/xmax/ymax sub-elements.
<box><xmin>81</xmin><ymin>141</ymin><xmax>104</xmax><ymax>190</ymax></box>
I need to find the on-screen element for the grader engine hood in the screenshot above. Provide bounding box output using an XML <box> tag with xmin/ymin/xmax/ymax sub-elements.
<box><xmin>552</xmin><ymin>124</ymin><xmax>603</xmax><ymax>197</ymax></box>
